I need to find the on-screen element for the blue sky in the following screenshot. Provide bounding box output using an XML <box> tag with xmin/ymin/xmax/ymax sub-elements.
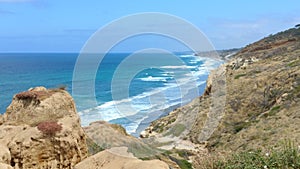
<box><xmin>0</xmin><ymin>0</ymin><xmax>299</xmax><ymax>52</ymax></box>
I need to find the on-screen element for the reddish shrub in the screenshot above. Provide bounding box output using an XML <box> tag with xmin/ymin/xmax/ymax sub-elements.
<box><xmin>16</xmin><ymin>91</ymin><xmax>37</xmax><ymax>100</ymax></box>
<box><xmin>15</xmin><ymin>91</ymin><xmax>50</xmax><ymax>101</ymax></box>
<box><xmin>37</xmin><ymin>121</ymin><xmax>62</xmax><ymax>136</ymax></box>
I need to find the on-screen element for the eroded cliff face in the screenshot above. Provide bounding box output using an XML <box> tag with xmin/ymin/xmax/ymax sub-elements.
<box><xmin>206</xmin><ymin>27</ymin><xmax>300</xmax><ymax>151</ymax></box>
<box><xmin>0</xmin><ymin>87</ymin><xmax>88</xmax><ymax>169</ymax></box>
<box><xmin>141</xmin><ymin>27</ymin><xmax>300</xmax><ymax>168</ymax></box>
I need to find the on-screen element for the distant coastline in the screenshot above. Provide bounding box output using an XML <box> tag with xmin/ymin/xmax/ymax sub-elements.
<box><xmin>0</xmin><ymin>52</ymin><xmax>228</xmax><ymax>135</ymax></box>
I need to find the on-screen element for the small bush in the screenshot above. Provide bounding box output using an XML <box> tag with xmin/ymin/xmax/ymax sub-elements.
<box><xmin>16</xmin><ymin>91</ymin><xmax>37</xmax><ymax>100</ymax></box>
<box><xmin>173</xmin><ymin>158</ymin><xmax>193</xmax><ymax>169</ymax></box>
<box><xmin>269</xmin><ymin>105</ymin><xmax>281</xmax><ymax>115</ymax></box>
<box><xmin>86</xmin><ymin>137</ymin><xmax>104</xmax><ymax>155</ymax></box>
<box><xmin>16</xmin><ymin>91</ymin><xmax>50</xmax><ymax>101</ymax></box>
<box><xmin>234</xmin><ymin>73</ymin><xmax>247</xmax><ymax>79</ymax></box>
<box><xmin>287</xmin><ymin>60</ymin><xmax>300</xmax><ymax>67</ymax></box>
<box><xmin>233</xmin><ymin>121</ymin><xmax>251</xmax><ymax>134</ymax></box>
<box><xmin>37</xmin><ymin>121</ymin><xmax>62</xmax><ymax>136</ymax></box>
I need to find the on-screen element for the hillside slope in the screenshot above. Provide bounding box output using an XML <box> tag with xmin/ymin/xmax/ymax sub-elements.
<box><xmin>143</xmin><ymin>27</ymin><xmax>300</xmax><ymax>165</ymax></box>
<box><xmin>207</xmin><ymin>27</ymin><xmax>300</xmax><ymax>151</ymax></box>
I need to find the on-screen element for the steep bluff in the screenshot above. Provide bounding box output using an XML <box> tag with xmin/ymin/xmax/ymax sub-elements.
<box><xmin>142</xmin><ymin>27</ymin><xmax>300</xmax><ymax>168</ymax></box>
<box><xmin>207</xmin><ymin>27</ymin><xmax>300</xmax><ymax>151</ymax></box>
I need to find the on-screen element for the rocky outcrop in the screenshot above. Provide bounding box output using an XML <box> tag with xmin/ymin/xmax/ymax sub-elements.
<box><xmin>0</xmin><ymin>87</ymin><xmax>170</xmax><ymax>169</ymax></box>
<box><xmin>74</xmin><ymin>147</ymin><xmax>169</xmax><ymax>169</ymax></box>
<box><xmin>0</xmin><ymin>87</ymin><xmax>88</xmax><ymax>169</ymax></box>
<box><xmin>84</xmin><ymin>121</ymin><xmax>159</xmax><ymax>158</ymax></box>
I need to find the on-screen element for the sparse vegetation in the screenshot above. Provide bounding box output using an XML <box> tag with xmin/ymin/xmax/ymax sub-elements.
<box><xmin>268</xmin><ymin>105</ymin><xmax>281</xmax><ymax>116</ymax></box>
<box><xmin>198</xmin><ymin>27</ymin><xmax>300</xmax><ymax>157</ymax></box>
<box><xmin>234</xmin><ymin>73</ymin><xmax>247</xmax><ymax>79</ymax></box>
<box><xmin>287</xmin><ymin>60</ymin><xmax>300</xmax><ymax>67</ymax></box>
<box><xmin>160</xmin><ymin>150</ymin><xmax>193</xmax><ymax>169</ymax></box>
<box><xmin>295</xmin><ymin>85</ymin><xmax>300</xmax><ymax>94</ymax></box>
<box><xmin>233</xmin><ymin>121</ymin><xmax>251</xmax><ymax>134</ymax></box>
<box><xmin>176</xmin><ymin>149</ymin><xmax>192</xmax><ymax>159</ymax></box>
<box><xmin>110</xmin><ymin>123</ymin><xmax>128</xmax><ymax>136</ymax></box>
<box><xmin>86</xmin><ymin>137</ymin><xmax>104</xmax><ymax>155</ymax></box>
<box><xmin>16</xmin><ymin>90</ymin><xmax>51</xmax><ymax>101</ymax></box>
<box><xmin>175</xmin><ymin>159</ymin><xmax>193</xmax><ymax>169</ymax></box>
<box><xmin>199</xmin><ymin>141</ymin><xmax>300</xmax><ymax>169</ymax></box>
<box><xmin>165</xmin><ymin>123</ymin><xmax>186</xmax><ymax>137</ymax></box>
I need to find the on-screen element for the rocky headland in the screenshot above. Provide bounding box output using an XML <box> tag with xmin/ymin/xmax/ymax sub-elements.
<box><xmin>0</xmin><ymin>87</ymin><xmax>168</xmax><ymax>169</ymax></box>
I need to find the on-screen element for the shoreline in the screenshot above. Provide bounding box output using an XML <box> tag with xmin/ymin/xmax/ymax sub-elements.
<box><xmin>116</xmin><ymin>51</ymin><xmax>236</xmax><ymax>137</ymax></box>
<box><xmin>0</xmin><ymin>51</ymin><xmax>234</xmax><ymax>137</ymax></box>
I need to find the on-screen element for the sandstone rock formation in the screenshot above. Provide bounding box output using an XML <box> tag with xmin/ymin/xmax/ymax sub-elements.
<box><xmin>74</xmin><ymin>147</ymin><xmax>169</xmax><ymax>169</ymax></box>
<box><xmin>0</xmin><ymin>163</ymin><xmax>13</xmax><ymax>169</ymax></box>
<box><xmin>0</xmin><ymin>87</ymin><xmax>170</xmax><ymax>168</ymax></box>
<box><xmin>0</xmin><ymin>87</ymin><xmax>88</xmax><ymax>169</ymax></box>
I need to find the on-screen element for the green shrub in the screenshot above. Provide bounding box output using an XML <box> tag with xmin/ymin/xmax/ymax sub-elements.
<box><xmin>233</xmin><ymin>121</ymin><xmax>251</xmax><ymax>134</ymax></box>
<box><xmin>86</xmin><ymin>137</ymin><xmax>104</xmax><ymax>155</ymax></box>
<box><xmin>269</xmin><ymin>105</ymin><xmax>281</xmax><ymax>116</ymax></box>
<box><xmin>234</xmin><ymin>74</ymin><xmax>247</xmax><ymax>79</ymax></box>
<box><xmin>287</xmin><ymin>60</ymin><xmax>300</xmax><ymax>67</ymax></box>
<box><xmin>200</xmin><ymin>141</ymin><xmax>300</xmax><ymax>169</ymax></box>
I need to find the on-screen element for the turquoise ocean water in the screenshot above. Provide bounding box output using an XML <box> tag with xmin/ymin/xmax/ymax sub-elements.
<box><xmin>0</xmin><ymin>53</ymin><xmax>220</xmax><ymax>135</ymax></box>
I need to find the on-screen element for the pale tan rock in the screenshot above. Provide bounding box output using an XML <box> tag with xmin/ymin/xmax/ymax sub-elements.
<box><xmin>0</xmin><ymin>163</ymin><xmax>13</xmax><ymax>169</ymax></box>
<box><xmin>29</xmin><ymin>86</ymin><xmax>47</xmax><ymax>91</ymax></box>
<box><xmin>0</xmin><ymin>87</ymin><xmax>88</xmax><ymax>169</ymax></box>
<box><xmin>74</xmin><ymin>147</ymin><xmax>169</xmax><ymax>169</ymax></box>
<box><xmin>0</xmin><ymin>87</ymin><xmax>170</xmax><ymax>168</ymax></box>
<box><xmin>140</xmin><ymin>130</ymin><xmax>148</xmax><ymax>138</ymax></box>
<box><xmin>0</xmin><ymin>144</ymin><xmax>11</xmax><ymax>164</ymax></box>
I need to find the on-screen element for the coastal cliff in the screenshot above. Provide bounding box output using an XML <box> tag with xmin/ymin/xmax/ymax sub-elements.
<box><xmin>0</xmin><ymin>26</ymin><xmax>299</xmax><ymax>169</ymax></box>
<box><xmin>142</xmin><ymin>27</ymin><xmax>300</xmax><ymax>168</ymax></box>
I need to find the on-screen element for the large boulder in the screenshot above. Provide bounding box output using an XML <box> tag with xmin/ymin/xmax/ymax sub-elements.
<box><xmin>0</xmin><ymin>87</ymin><xmax>88</xmax><ymax>169</ymax></box>
<box><xmin>74</xmin><ymin>147</ymin><xmax>169</xmax><ymax>169</ymax></box>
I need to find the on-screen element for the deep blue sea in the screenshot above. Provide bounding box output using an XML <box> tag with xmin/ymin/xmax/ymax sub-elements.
<box><xmin>0</xmin><ymin>53</ymin><xmax>221</xmax><ymax>135</ymax></box>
